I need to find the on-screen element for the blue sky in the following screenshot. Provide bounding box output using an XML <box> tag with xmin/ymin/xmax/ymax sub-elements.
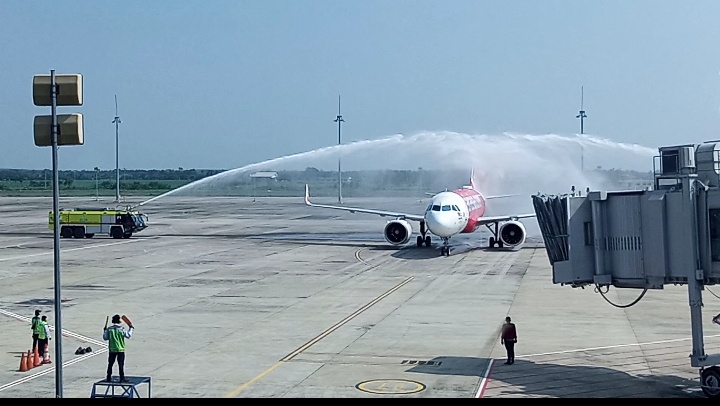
<box><xmin>1</xmin><ymin>1</ymin><xmax>720</xmax><ymax>170</ymax></box>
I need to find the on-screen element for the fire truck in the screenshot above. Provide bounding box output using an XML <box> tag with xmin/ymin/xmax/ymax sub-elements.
<box><xmin>49</xmin><ymin>207</ymin><xmax>148</xmax><ymax>239</ymax></box>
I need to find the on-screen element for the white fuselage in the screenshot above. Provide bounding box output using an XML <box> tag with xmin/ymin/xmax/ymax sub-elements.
<box><xmin>423</xmin><ymin>192</ymin><xmax>469</xmax><ymax>238</ymax></box>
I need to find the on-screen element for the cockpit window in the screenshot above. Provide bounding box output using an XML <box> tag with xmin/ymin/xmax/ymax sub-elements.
<box><xmin>441</xmin><ymin>205</ymin><xmax>451</xmax><ymax>211</ymax></box>
<box><xmin>426</xmin><ymin>205</ymin><xmax>433</xmax><ymax>212</ymax></box>
<box><xmin>432</xmin><ymin>205</ymin><xmax>441</xmax><ymax>211</ymax></box>
<box><xmin>452</xmin><ymin>205</ymin><xmax>459</xmax><ymax>211</ymax></box>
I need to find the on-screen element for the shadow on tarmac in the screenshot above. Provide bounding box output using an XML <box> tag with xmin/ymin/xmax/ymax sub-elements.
<box><xmin>404</xmin><ymin>356</ymin><xmax>704</xmax><ymax>398</ymax></box>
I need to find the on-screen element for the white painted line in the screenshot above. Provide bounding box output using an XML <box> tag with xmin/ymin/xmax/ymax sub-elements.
<box><xmin>0</xmin><ymin>308</ymin><xmax>107</xmax><ymax>347</ymax></box>
<box><xmin>0</xmin><ymin>239</ymin><xmax>37</xmax><ymax>249</ymax></box>
<box><xmin>0</xmin><ymin>237</ymin><xmax>153</xmax><ymax>262</ymax></box>
<box><xmin>517</xmin><ymin>334</ymin><xmax>720</xmax><ymax>359</ymax></box>
<box><xmin>475</xmin><ymin>358</ymin><xmax>494</xmax><ymax>398</ymax></box>
<box><xmin>0</xmin><ymin>348</ymin><xmax>108</xmax><ymax>392</ymax></box>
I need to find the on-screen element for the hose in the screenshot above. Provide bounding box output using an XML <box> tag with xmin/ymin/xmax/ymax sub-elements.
<box><xmin>595</xmin><ymin>284</ymin><xmax>648</xmax><ymax>308</ymax></box>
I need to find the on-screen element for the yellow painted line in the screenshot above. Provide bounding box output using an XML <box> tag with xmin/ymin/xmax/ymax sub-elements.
<box><xmin>0</xmin><ymin>237</ymin><xmax>155</xmax><ymax>262</ymax></box>
<box><xmin>354</xmin><ymin>249</ymin><xmax>368</xmax><ymax>265</ymax></box>
<box><xmin>224</xmin><ymin>276</ymin><xmax>415</xmax><ymax>398</ymax></box>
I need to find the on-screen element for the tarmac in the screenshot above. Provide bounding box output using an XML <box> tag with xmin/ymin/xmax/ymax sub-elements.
<box><xmin>0</xmin><ymin>194</ymin><xmax>719</xmax><ymax>398</ymax></box>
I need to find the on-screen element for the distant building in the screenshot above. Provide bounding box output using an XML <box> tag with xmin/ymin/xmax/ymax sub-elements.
<box><xmin>250</xmin><ymin>171</ymin><xmax>278</xmax><ymax>179</ymax></box>
<box><xmin>250</xmin><ymin>171</ymin><xmax>277</xmax><ymax>201</ymax></box>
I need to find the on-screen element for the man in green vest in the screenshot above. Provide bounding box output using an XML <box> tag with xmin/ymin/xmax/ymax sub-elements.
<box><xmin>36</xmin><ymin>315</ymin><xmax>51</xmax><ymax>361</ymax></box>
<box><xmin>31</xmin><ymin>309</ymin><xmax>41</xmax><ymax>351</ymax></box>
<box><xmin>103</xmin><ymin>314</ymin><xmax>134</xmax><ymax>382</ymax></box>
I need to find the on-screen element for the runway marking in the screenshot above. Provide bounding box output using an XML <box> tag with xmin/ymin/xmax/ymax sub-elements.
<box><xmin>356</xmin><ymin>379</ymin><xmax>425</xmax><ymax>394</ymax></box>
<box><xmin>0</xmin><ymin>238</ymin><xmax>152</xmax><ymax>262</ymax></box>
<box><xmin>516</xmin><ymin>334</ymin><xmax>720</xmax><ymax>359</ymax></box>
<box><xmin>0</xmin><ymin>308</ymin><xmax>109</xmax><ymax>393</ymax></box>
<box><xmin>224</xmin><ymin>276</ymin><xmax>415</xmax><ymax>398</ymax></box>
<box><xmin>0</xmin><ymin>239</ymin><xmax>36</xmax><ymax>249</ymax></box>
<box><xmin>354</xmin><ymin>249</ymin><xmax>368</xmax><ymax>265</ymax></box>
<box><xmin>475</xmin><ymin>358</ymin><xmax>495</xmax><ymax>398</ymax></box>
<box><xmin>0</xmin><ymin>348</ymin><xmax>108</xmax><ymax>392</ymax></box>
<box><xmin>0</xmin><ymin>308</ymin><xmax>108</xmax><ymax>346</ymax></box>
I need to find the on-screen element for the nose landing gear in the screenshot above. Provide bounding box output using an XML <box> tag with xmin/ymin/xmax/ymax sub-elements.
<box><xmin>440</xmin><ymin>237</ymin><xmax>450</xmax><ymax>257</ymax></box>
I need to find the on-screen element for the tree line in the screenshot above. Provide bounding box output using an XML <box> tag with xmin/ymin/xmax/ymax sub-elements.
<box><xmin>0</xmin><ymin>167</ymin><xmax>653</xmax><ymax>195</ymax></box>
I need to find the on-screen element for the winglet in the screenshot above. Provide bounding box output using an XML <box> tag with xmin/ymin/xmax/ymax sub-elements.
<box><xmin>304</xmin><ymin>184</ymin><xmax>311</xmax><ymax>205</ymax></box>
<box><xmin>470</xmin><ymin>168</ymin><xmax>477</xmax><ymax>191</ymax></box>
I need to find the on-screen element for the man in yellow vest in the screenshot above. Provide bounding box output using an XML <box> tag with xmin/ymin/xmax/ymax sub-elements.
<box><xmin>103</xmin><ymin>314</ymin><xmax>134</xmax><ymax>382</ymax></box>
<box><xmin>36</xmin><ymin>315</ymin><xmax>51</xmax><ymax>361</ymax></box>
<box><xmin>31</xmin><ymin>309</ymin><xmax>41</xmax><ymax>352</ymax></box>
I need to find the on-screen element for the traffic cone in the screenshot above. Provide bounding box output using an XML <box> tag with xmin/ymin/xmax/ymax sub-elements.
<box><xmin>33</xmin><ymin>347</ymin><xmax>41</xmax><ymax>367</ymax></box>
<box><xmin>25</xmin><ymin>350</ymin><xmax>34</xmax><ymax>371</ymax></box>
<box><xmin>42</xmin><ymin>343</ymin><xmax>52</xmax><ymax>364</ymax></box>
<box><xmin>19</xmin><ymin>352</ymin><xmax>28</xmax><ymax>372</ymax></box>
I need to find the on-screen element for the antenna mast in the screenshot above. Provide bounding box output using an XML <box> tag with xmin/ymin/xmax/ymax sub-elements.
<box><xmin>575</xmin><ymin>86</ymin><xmax>587</xmax><ymax>171</ymax></box>
<box><xmin>112</xmin><ymin>95</ymin><xmax>122</xmax><ymax>202</ymax></box>
<box><xmin>334</xmin><ymin>95</ymin><xmax>344</xmax><ymax>204</ymax></box>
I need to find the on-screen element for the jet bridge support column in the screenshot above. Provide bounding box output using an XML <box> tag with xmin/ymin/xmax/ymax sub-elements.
<box><xmin>590</xmin><ymin>192</ymin><xmax>611</xmax><ymax>286</ymax></box>
<box><xmin>688</xmin><ymin>176</ymin><xmax>709</xmax><ymax>367</ymax></box>
<box><xmin>689</xmin><ymin>274</ymin><xmax>708</xmax><ymax>367</ymax></box>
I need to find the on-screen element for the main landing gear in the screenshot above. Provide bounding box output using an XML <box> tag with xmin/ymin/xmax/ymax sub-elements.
<box><xmin>701</xmin><ymin>366</ymin><xmax>720</xmax><ymax>398</ymax></box>
<box><xmin>485</xmin><ymin>222</ymin><xmax>504</xmax><ymax>248</ymax></box>
<box><xmin>416</xmin><ymin>220</ymin><xmax>432</xmax><ymax>247</ymax></box>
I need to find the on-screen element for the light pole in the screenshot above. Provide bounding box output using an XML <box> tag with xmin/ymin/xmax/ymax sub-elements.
<box><xmin>113</xmin><ymin>95</ymin><xmax>121</xmax><ymax>202</ymax></box>
<box><xmin>32</xmin><ymin>71</ymin><xmax>84</xmax><ymax>398</ymax></box>
<box><xmin>94</xmin><ymin>167</ymin><xmax>100</xmax><ymax>201</ymax></box>
<box><xmin>334</xmin><ymin>95</ymin><xmax>344</xmax><ymax>204</ymax></box>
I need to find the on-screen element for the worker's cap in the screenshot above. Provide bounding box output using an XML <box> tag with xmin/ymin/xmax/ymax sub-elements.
<box><xmin>35</xmin><ymin>309</ymin><xmax>41</xmax><ymax>315</ymax></box>
<box><xmin>112</xmin><ymin>314</ymin><xmax>121</xmax><ymax>323</ymax></box>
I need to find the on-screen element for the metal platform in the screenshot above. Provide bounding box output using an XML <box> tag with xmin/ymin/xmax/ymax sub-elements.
<box><xmin>90</xmin><ymin>376</ymin><xmax>151</xmax><ymax>398</ymax></box>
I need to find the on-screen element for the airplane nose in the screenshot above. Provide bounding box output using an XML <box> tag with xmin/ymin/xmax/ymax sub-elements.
<box><xmin>425</xmin><ymin>211</ymin><xmax>456</xmax><ymax>237</ymax></box>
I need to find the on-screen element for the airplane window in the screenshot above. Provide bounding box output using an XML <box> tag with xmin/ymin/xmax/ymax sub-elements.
<box><xmin>453</xmin><ymin>205</ymin><xmax>459</xmax><ymax>211</ymax></box>
<box><xmin>426</xmin><ymin>205</ymin><xmax>432</xmax><ymax>212</ymax></box>
<box><xmin>442</xmin><ymin>205</ymin><xmax>451</xmax><ymax>211</ymax></box>
<box><xmin>432</xmin><ymin>205</ymin><xmax>441</xmax><ymax>211</ymax></box>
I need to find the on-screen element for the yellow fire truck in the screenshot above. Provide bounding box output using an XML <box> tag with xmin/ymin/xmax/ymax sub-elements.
<box><xmin>49</xmin><ymin>207</ymin><xmax>148</xmax><ymax>239</ymax></box>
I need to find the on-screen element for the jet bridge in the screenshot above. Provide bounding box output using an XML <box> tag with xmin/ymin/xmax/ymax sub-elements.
<box><xmin>532</xmin><ymin>141</ymin><xmax>720</xmax><ymax>398</ymax></box>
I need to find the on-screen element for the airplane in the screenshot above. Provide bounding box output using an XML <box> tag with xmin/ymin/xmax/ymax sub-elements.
<box><xmin>303</xmin><ymin>170</ymin><xmax>536</xmax><ymax>256</ymax></box>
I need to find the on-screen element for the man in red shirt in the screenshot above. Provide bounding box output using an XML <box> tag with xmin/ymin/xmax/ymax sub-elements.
<box><xmin>500</xmin><ymin>316</ymin><xmax>517</xmax><ymax>365</ymax></box>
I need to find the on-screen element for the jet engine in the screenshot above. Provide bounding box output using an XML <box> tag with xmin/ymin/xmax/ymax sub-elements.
<box><xmin>499</xmin><ymin>221</ymin><xmax>526</xmax><ymax>247</ymax></box>
<box><xmin>384</xmin><ymin>219</ymin><xmax>413</xmax><ymax>245</ymax></box>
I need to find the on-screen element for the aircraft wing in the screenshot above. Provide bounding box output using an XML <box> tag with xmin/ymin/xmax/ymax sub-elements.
<box><xmin>304</xmin><ymin>184</ymin><xmax>425</xmax><ymax>222</ymax></box>
<box><xmin>476</xmin><ymin>213</ymin><xmax>536</xmax><ymax>225</ymax></box>
<box><xmin>484</xmin><ymin>193</ymin><xmax>522</xmax><ymax>200</ymax></box>
<box><xmin>424</xmin><ymin>191</ymin><xmax>520</xmax><ymax>199</ymax></box>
